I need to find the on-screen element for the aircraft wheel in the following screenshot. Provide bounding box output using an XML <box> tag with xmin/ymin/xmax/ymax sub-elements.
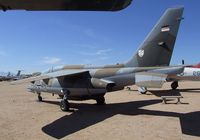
<box><xmin>60</xmin><ymin>99</ymin><xmax>69</xmax><ymax>111</ymax></box>
<box><xmin>59</xmin><ymin>95</ymin><xmax>64</xmax><ymax>98</ymax></box>
<box><xmin>138</xmin><ymin>87</ymin><xmax>147</xmax><ymax>94</ymax></box>
<box><xmin>38</xmin><ymin>96</ymin><xmax>42</xmax><ymax>102</ymax></box>
<box><xmin>171</xmin><ymin>81</ymin><xmax>178</xmax><ymax>90</ymax></box>
<box><xmin>140</xmin><ymin>91</ymin><xmax>147</xmax><ymax>94</ymax></box>
<box><xmin>96</xmin><ymin>97</ymin><xmax>105</xmax><ymax>105</ymax></box>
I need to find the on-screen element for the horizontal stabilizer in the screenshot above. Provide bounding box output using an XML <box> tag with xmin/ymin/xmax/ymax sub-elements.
<box><xmin>148</xmin><ymin>66</ymin><xmax>184</xmax><ymax>75</ymax></box>
<box><xmin>135</xmin><ymin>72</ymin><xmax>167</xmax><ymax>88</ymax></box>
<box><xmin>135</xmin><ymin>66</ymin><xmax>184</xmax><ymax>88</ymax></box>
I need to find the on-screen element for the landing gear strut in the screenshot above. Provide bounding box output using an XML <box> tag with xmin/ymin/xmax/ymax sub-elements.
<box><xmin>60</xmin><ymin>99</ymin><xmax>70</xmax><ymax>111</ymax></box>
<box><xmin>96</xmin><ymin>96</ymin><xmax>105</xmax><ymax>105</ymax></box>
<box><xmin>60</xmin><ymin>90</ymin><xmax>70</xmax><ymax>111</ymax></box>
<box><xmin>37</xmin><ymin>92</ymin><xmax>42</xmax><ymax>102</ymax></box>
<box><xmin>138</xmin><ymin>87</ymin><xmax>147</xmax><ymax>94</ymax></box>
<box><xmin>171</xmin><ymin>81</ymin><xmax>178</xmax><ymax>90</ymax></box>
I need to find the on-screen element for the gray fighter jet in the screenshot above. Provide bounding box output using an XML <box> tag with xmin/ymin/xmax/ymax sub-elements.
<box><xmin>13</xmin><ymin>7</ymin><xmax>184</xmax><ymax>111</ymax></box>
<box><xmin>0</xmin><ymin>72</ymin><xmax>11</xmax><ymax>81</ymax></box>
<box><xmin>0</xmin><ymin>70</ymin><xmax>21</xmax><ymax>81</ymax></box>
<box><xmin>0</xmin><ymin>0</ymin><xmax>132</xmax><ymax>12</ymax></box>
<box><xmin>0</xmin><ymin>70</ymin><xmax>33</xmax><ymax>81</ymax></box>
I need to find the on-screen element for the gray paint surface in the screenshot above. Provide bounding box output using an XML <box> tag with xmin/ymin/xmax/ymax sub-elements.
<box><xmin>14</xmin><ymin>7</ymin><xmax>184</xmax><ymax>101</ymax></box>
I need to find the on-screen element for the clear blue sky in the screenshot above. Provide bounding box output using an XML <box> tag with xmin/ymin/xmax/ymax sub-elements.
<box><xmin>0</xmin><ymin>0</ymin><xmax>200</xmax><ymax>73</ymax></box>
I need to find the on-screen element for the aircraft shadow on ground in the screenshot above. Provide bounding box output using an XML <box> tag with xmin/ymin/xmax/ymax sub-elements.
<box><xmin>149</xmin><ymin>88</ymin><xmax>200</xmax><ymax>97</ymax></box>
<box><xmin>41</xmin><ymin>99</ymin><xmax>200</xmax><ymax>139</ymax></box>
<box><xmin>148</xmin><ymin>89</ymin><xmax>182</xmax><ymax>97</ymax></box>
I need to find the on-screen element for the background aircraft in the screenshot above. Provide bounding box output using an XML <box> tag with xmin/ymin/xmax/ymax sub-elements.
<box><xmin>13</xmin><ymin>7</ymin><xmax>184</xmax><ymax>111</ymax></box>
<box><xmin>0</xmin><ymin>70</ymin><xmax>21</xmax><ymax>81</ymax></box>
<box><xmin>0</xmin><ymin>70</ymin><xmax>33</xmax><ymax>81</ymax></box>
<box><xmin>137</xmin><ymin>61</ymin><xmax>200</xmax><ymax>94</ymax></box>
<box><xmin>168</xmin><ymin>63</ymin><xmax>200</xmax><ymax>90</ymax></box>
<box><xmin>0</xmin><ymin>0</ymin><xmax>132</xmax><ymax>12</ymax></box>
<box><xmin>193</xmin><ymin>63</ymin><xmax>200</xmax><ymax>68</ymax></box>
<box><xmin>0</xmin><ymin>72</ymin><xmax>11</xmax><ymax>81</ymax></box>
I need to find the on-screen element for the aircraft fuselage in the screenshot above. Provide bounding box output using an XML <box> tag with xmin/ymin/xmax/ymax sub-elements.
<box><xmin>28</xmin><ymin>65</ymin><xmax>183</xmax><ymax>100</ymax></box>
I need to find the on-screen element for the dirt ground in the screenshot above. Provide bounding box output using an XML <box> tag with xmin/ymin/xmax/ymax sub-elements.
<box><xmin>0</xmin><ymin>81</ymin><xmax>200</xmax><ymax>140</ymax></box>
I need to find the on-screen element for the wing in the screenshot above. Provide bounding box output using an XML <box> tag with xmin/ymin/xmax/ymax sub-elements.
<box><xmin>11</xmin><ymin>69</ymin><xmax>89</xmax><ymax>84</ymax></box>
<box><xmin>135</xmin><ymin>66</ymin><xmax>184</xmax><ymax>88</ymax></box>
<box><xmin>0</xmin><ymin>0</ymin><xmax>132</xmax><ymax>11</ymax></box>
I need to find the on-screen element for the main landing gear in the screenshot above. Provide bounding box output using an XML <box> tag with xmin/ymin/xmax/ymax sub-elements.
<box><xmin>60</xmin><ymin>90</ymin><xmax>70</xmax><ymax>111</ymax></box>
<box><xmin>96</xmin><ymin>96</ymin><xmax>105</xmax><ymax>105</ymax></box>
<box><xmin>60</xmin><ymin>98</ymin><xmax>70</xmax><ymax>111</ymax></box>
<box><xmin>36</xmin><ymin>91</ymin><xmax>70</xmax><ymax>111</ymax></box>
<box><xmin>36</xmin><ymin>90</ymin><xmax>106</xmax><ymax>111</ymax></box>
<box><xmin>171</xmin><ymin>81</ymin><xmax>179</xmax><ymax>90</ymax></box>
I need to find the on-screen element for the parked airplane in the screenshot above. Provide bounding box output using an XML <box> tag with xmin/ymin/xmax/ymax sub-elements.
<box><xmin>0</xmin><ymin>70</ymin><xmax>21</xmax><ymax>81</ymax></box>
<box><xmin>0</xmin><ymin>70</ymin><xmax>34</xmax><ymax>81</ymax></box>
<box><xmin>192</xmin><ymin>63</ymin><xmax>200</xmax><ymax>68</ymax></box>
<box><xmin>0</xmin><ymin>72</ymin><xmax>11</xmax><ymax>81</ymax></box>
<box><xmin>168</xmin><ymin>63</ymin><xmax>200</xmax><ymax>90</ymax></box>
<box><xmin>137</xmin><ymin>61</ymin><xmax>200</xmax><ymax>94</ymax></box>
<box><xmin>13</xmin><ymin>7</ymin><xmax>184</xmax><ymax>111</ymax></box>
<box><xmin>0</xmin><ymin>0</ymin><xmax>132</xmax><ymax>12</ymax></box>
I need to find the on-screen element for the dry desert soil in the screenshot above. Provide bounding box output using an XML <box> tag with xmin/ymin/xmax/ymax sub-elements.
<box><xmin>0</xmin><ymin>81</ymin><xmax>200</xmax><ymax>140</ymax></box>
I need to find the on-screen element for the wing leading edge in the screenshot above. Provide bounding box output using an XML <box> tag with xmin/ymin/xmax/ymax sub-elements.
<box><xmin>11</xmin><ymin>70</ymin><xmax>89</xmax><ymax>84</ymax></box>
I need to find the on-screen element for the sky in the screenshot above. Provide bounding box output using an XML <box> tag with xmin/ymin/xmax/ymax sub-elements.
<box><xmin>0</xmin><ymin>0</ymin><xmax>200</xmax><ymax>73</ymax></box>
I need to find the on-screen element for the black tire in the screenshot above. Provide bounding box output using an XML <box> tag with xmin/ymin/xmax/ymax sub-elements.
<box><xmin>140</xmin><ymin>91</ymin><xmax>147</xmax><ymax>94</ymax></box>
<box><xmin>60</xmin><ymin>100</ymin><xmax>69</xmax><ymax>111</ymax></box>
<box><xmin>59</xmin><ymin>95</ymin><xmax>64</xmax><ymax>98</ymax></box>
<box><xmin>96</xmin><ymin>97</ymin><xmax>105</xmax><ymax>105</ymax></box>
<box><xmin>38</xmin><ymin>96</ymin><xmax>42</xmax><ymax>102</ymax></box>
<box><xmin>171</xmin><ymin>81</ymin><xmax>178</xmax><ymax>90</ymax></box>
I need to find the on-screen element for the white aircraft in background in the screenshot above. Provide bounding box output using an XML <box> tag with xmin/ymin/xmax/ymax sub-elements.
<box><xmin>169</xmin><ymin>62</ymin><xmax>200</xmax><ymax>89</ymax></box>
<box><xmin>138</xmin><ymin>61</ymin><xmax>200</xmax><ymax>94</ymax></box>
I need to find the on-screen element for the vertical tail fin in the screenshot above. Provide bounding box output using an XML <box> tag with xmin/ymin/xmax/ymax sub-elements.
<box><xmin>7</xmin><ymin>72</ymin><xmax>11</xmax><ymax>77</ymax></box>
<box><xmin>16</xmin><ymin>70</ymin><xmax>21</xmax><ymax>77</ymax></box>
<box><xmin>125</xmin><ymin>7</ymin><xmax>184</xmax><ymax>67</ymax></box>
